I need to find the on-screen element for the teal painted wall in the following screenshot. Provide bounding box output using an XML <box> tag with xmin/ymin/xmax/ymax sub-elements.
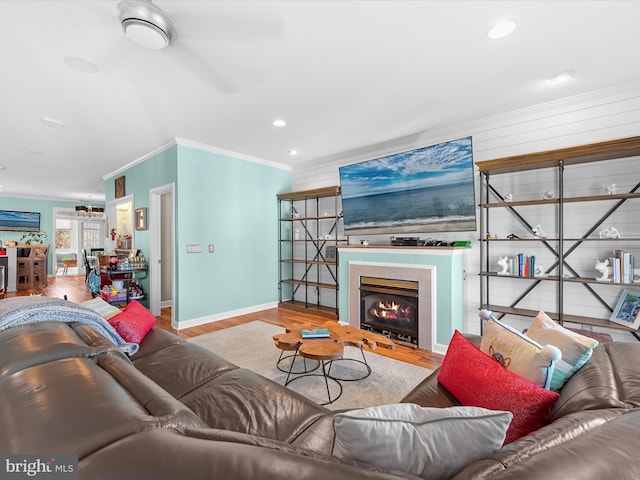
<box><xmin>0</xmin><ymin>196</ymin><xmax>96</xmax><ymax>275</ymax></box>
<box><xmin>175</xmin><ymin>145</ymin><xmax>291</xmax><ymax>323</ymax></box>
<box><xmin>105</xmin><ymin>145</ymin><xmax>178</xmax><ymax>304</ymax></box>
<box><xmin>337</xmin><ymin>249</ymin><xmax>466</xmax><ymax>346</ymax></box>
<box><xmin>105</xmin><ymin>143</ymin><xmax>291</xmax><ymax>326</ymax></box>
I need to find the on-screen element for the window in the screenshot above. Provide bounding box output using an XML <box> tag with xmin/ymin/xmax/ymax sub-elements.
<box><xmin>81</xmin><ymin>222</ymin><xmax>103</xmax><ymax>250</ymax></box>
<box><xmin>56</xmin><ymin>218</ymin><xmax>72</xmax><ymax>249</ymax></box>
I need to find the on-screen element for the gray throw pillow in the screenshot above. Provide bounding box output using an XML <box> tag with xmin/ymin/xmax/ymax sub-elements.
<box><xmin>333</xmin><ymin>403</ymin><xmax>512</xmax><ymax>480</ymax></box>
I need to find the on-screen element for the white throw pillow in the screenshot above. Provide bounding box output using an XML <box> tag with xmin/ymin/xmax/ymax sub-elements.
<box><xmin>481</xmin><ymin>317</ymin><xmax>561</xmax><ymax>389</ymax></box>
<box><xmin>80</xmin><ymin>297</ymin><xmax>121</xmax><ymax>320</ymax></box>
<box><xmin>332</xmin><ymin>403</ymin><xmax>512</xmax><ymax>480</ymax></box>
<box><xmin>526</xmin><ymin>311</ymin><xmax>599</xmax><ymax>391</ymax></box>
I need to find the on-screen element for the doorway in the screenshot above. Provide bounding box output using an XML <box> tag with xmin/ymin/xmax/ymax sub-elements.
<box><xmin>111</xmin><ymin>196</ymin><xmax>134</xmax><ymax>250</ymax></box>
<box><xmin>149</xmin><ymin>184</ymin><xmax>175</xmax><ymax>323</ymax></box>
<box><xmin>53</xmin><ymin>209</ymin><xmax>105</xmax><ymax>278</ymax></box>
<box><xmin>79</xmin><ymin>220</ymin><xmax>105</xmax><ymax>275</ymax></box>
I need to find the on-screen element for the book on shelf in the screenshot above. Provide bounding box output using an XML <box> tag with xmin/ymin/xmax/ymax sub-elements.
<box><xmin>300</xmin><ymin>328</ymin><xmax>330</xmax><ymax>338</ymax></box>
<box><xmin>503</xmin><ymin>253</ymin><xmax>536</xmax><ymax>277</ymax></box>
<box><xmin>611</xmin><ymin>250</ymin><xmax>635</xmax><ymax>283</ymax></box>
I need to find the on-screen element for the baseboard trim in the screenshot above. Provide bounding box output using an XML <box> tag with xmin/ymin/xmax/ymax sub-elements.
<box><xmin>174</xmin><ymin>301</ymin><xmax>279</xmax><ymax>330</ymax></box>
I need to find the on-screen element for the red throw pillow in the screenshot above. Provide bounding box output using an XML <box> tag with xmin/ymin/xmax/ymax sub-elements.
<box><xmin>437</xmin><ymin>330</ymin><xmax>560</xmax><ymax>444</ymax></box>
<box><xmin>108</xmin><ymin>300</ymin><xmax>157</xmax><ymax>344</ymax></box>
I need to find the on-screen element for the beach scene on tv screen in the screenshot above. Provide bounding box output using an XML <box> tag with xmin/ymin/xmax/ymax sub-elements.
<box><xmin>0</xmin><ymin>210</ymin><xmax>41</xmax><ymax>231</ymax></box>
<box><xmin>339</xmin><ymin>136</ymin><xmax>476</xmax><ymax>235</ymax></box>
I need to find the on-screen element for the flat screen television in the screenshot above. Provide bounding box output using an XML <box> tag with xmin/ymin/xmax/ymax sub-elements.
<box><xmin>0</xmin><ymin>210</ymin><xmax>41</xmax><ymax>232</ymax></box>
<box><xmin>338</xmin><ymin>136</ymin><xmax>476</xmax><ymax>235</ymax></box>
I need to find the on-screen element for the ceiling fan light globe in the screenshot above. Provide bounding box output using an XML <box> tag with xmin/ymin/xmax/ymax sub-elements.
<box><xmin>118</xmin><ymin>0</ymin><xmax>177</xmax><ymax>49</ymax></box>
<box><xmin>123</xmin><ymin>20</ymin><xmax>169</xmax><ymax>49</ymax></box>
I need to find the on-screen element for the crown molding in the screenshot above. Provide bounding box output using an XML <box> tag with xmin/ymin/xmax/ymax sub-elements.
<box><xmin>102</xmin><ymin>138</ymin><xmax>178</xmax><ymax>181</ymax></box>
<box><xmin>175</xmin><ymin>137</ymin><xmax>290</xmax><ymax>171</ymax></box>
<box><xmin>0</xmin><ymin>193</ymin><xmax>82</xmax><ymax>203</ymax></box>
<box><xmin>102</xmin><ymin>137</ymin><xmax>290</xmax><ymax>181</ymax></box>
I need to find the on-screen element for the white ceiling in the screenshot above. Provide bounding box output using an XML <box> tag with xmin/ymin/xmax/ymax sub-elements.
<box><xmin>2</xmin><ymin>0</ymin><xmax>640</xmax><ymax>202</ymax></box>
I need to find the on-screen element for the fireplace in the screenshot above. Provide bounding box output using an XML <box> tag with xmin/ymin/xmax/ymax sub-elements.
<box><xmin>360</xmin><ymin>276</ymin><xmax>419</xmax><ymax>347</ymax></box>
<box><xmin>347</xmin><ymin>261</ymin><xmax>434</xmax><ymax>351</ymax></box>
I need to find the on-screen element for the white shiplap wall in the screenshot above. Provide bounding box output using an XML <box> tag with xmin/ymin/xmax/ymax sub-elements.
<box><xmin>289</xmin><ymin>81</ymin><xmax>640</xmax><ymax>341</ymax></box>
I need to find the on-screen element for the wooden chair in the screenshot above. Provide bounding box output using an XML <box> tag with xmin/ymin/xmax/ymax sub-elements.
<box><xmin>55</xmin><ymin>262</ymin><xmax>68</xmax><ymax>276</ymax></box>
<box><xmin>82</xmin><ymin>249</ymin><xmax>92</xmax><ymax>282</ymax></box>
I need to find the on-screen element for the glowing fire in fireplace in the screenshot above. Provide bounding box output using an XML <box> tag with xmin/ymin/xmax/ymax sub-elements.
<box><xmin>369</xmin><ymin>299</ymin><xmax>413</xmax><ymax>322</ymax></box>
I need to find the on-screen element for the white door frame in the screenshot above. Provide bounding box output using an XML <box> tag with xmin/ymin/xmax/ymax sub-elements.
<box><xmin>52</xmin><ymin>207</ymin><xmax>105</xmax><ymax>277</ymax></box>
<box><xmin>149</xmin><ymin>183</ymin><xmax>175</xmax><ymax>324</ymax></box>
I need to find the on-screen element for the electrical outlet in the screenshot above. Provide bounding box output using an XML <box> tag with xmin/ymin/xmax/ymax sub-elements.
<box><xmin>208</xmin><ymin>244</ymin><xmax>214</xmax><ymax>253</ymax></box>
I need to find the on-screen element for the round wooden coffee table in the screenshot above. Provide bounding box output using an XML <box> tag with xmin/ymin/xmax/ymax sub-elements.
<box><xmin>273</xmin><ymin>321</ymin><xmax>395</xmax><ymax>405</ymax></box>
<box><xmin>274</xmin><ymin>332</ymin><xmax>344</xmax><ymax>405</ymax></box>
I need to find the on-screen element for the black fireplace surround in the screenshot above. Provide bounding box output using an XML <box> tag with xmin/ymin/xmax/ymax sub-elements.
<box><xmin>359</xmin><ymin>276</ymin><xmax>418</xmax><ymax>346</ymax></box>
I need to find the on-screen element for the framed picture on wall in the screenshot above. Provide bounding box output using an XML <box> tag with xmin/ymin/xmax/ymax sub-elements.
<box><xmin>135</xmin><ymin>207</ymin><xmax>147</xmax><ymax>231</ymax></box>
<box><xmin>115</xmin><ymin>176</ymin><xmax>126</xmax><ymax>198</ymax></box>
<box><xmin>610</xmin><ymin>289</ymin><xmax>640</xmax><ymax>330</ymax></box>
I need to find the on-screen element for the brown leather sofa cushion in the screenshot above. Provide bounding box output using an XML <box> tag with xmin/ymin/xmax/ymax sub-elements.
<box><xmin>454</xmin><ymin>409</ymin><xmax>640</xmax><ymax>479</ymax></box>
<box><xmin>0</xmin><ymin>322</ymin><xmax>121</xmax><ymax>377</ymax></box>
<box><xmin>79</xmin><ymin>428</ymin><xmax>423</xmax><ymax>480</ymax></box>
<box><xmin>401</xmin><ymin>369</ymin><xmax>461</xmax><ymax>408</ymax></box>
<box><xmin>0</xmin><ymin>322</ymin><xmax>206</xmax><ymax>458</ymax></box>
<box><xmin>0</xmin><ymin>354</ymin><xmax>205</xmax><ymax>457</ymax></box>
<box><xmin>551</xmin><ymin>341</ymin><xmax>640</xmax><ymax>419</ymax></box>
<box><xmin>132</xmin><ymin>340</ymin><xmax>238</xmax><ymax>399</ymax></box>
<box><xmin>180</xmin><ymin>367</ymin><xmax>329</xmax><ymax>443</ymax></box>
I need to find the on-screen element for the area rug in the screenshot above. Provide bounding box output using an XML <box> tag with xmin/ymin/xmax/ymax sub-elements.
<box><xmin>188</xmin><ymin>320</ymin><xmax>432</xmax><ymax>410</ymax></box>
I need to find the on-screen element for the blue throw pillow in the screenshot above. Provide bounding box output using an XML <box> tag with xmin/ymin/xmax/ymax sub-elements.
<box><xmin>526</xmin><ymin>311</ymin><xmax>599</xmax><ymax>391</ymax></box>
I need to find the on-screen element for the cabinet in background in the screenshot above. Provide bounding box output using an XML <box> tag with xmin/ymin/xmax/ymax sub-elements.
<box><xmin>16</xmin><ymin>244</ymin><xmax>49</xmax><ymax>291</ymax></box>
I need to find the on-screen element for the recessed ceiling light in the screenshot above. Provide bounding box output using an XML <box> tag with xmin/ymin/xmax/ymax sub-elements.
<box><xmin>548</xmin><ymin>69</ymin><xmax>576</xmax><ymax>84</ymax></box>
<box><xmin>272</xmin><ymin>119</ymin><xmax>287</xmax><ymax>127</ymax></box>
<box><xmin>27</xmin><ymin>149</ymin><xmax>44</xmax><ymax>155</ymax></box>
<box><xmin>487</xmin><ymin>20</ymin><xmax>516</xmax><ymax>39</ymax></box>
<box><xmin>41</xmin><ymin>117</ymin><xmax>65</xmax><ymax>128</ymax></box>
<box><xmin>64</xmin><ymin>56</ymin><xmax>99</xmax><ymax>73</ymax></box>
<box><xmin>0</xmin><ymin>165</ymin><xmax>5</xmax><ymax>170</ymax></box>
<box><xmin>289</xmin><ymin>149</ymin><xmax>298</xmax><ymax>156</ymax></box>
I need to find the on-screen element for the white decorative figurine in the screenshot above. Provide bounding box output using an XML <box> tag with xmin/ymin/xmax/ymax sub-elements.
<box><xmin>497</xmin><ymin>256</ymin><xmax>510</xmax><ymax>274</ymax></box>
<box><xmin>606</xmin><ymin>183</ymin><xmax>617</xmax><ymax>195</ymax></box>
<box><xmin>534</xmin><ymin>264</ymin><xmax>546</xmax><ymax>277</ymax></box>
<box><xmin>595</xmin><ymin>259</ymin><xmax>613</xmax><ymax>281</ymax></box>
<box><xmin>504</xmin><ymin>193</ymin><xmax>513</xmax><ymax>202</ymax></box>
<box><xmin>543</xmin><ymin>191</ymin><xmax>555</xmax><ymax>200</ymax></box>
<box><xmin>599</xmin><ymin>226</ymin><xmax>621</xmax><ymax>239</ymax></box>
<box><xmin>532</xmin><ymin>224</ymin><xmax>547</xmax><ymax>238</ymax></box>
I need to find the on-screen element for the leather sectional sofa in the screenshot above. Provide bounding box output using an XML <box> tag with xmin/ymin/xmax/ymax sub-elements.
<box><xmin>1</xmin><ymin>304</ymin><xmax>639</xmax><ymax>479</ymax></box>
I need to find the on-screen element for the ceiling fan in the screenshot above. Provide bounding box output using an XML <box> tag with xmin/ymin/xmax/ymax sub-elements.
<box><xmin>117</xmin><ymin>0</ymin><xmax>178</xmax><ymax>50</ymax></box>
<box><xmin>113</xmin><ymin>0</ymin><xmax>285</xmax><ymax>94</ymax></box>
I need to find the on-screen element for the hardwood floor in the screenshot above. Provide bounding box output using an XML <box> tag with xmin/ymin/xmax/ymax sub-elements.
<box><xmin>5</xmin><ymin>275</ymin><xmax>443</xmax><ymax>370</ymax></box>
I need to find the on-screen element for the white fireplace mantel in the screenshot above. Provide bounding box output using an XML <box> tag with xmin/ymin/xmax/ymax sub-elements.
<box><xmin>338</xmin><ymin>246</ymin><xmax>468</xmax><ymax>354</ymax></box>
